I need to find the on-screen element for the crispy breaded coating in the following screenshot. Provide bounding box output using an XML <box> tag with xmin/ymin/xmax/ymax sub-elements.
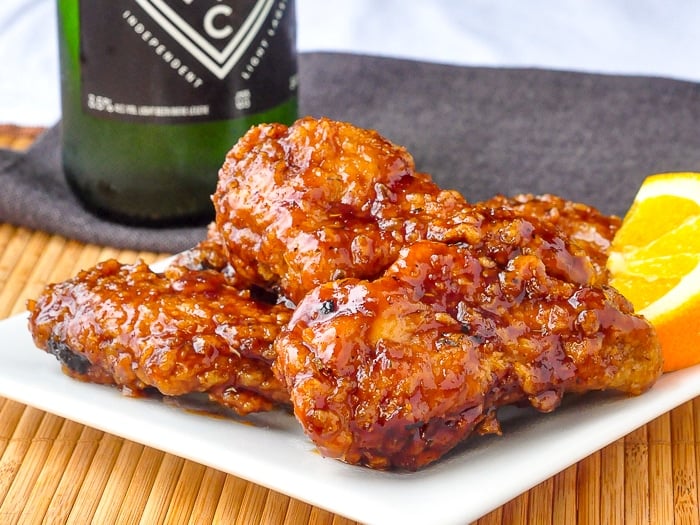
<box><xmin>212</xmin><ymin>116</ymin><xmax>468</xmax><ymax>303</ymax></box>
<box><xmin>274</xmin><ymin>207</ymin><xmax>662</xmax><ymax>470</ymax></box>
<box><xmin>28</xmin><ymin>259</ymin><xmax>291</xmax><ymax>415</ymax></box>
<box><xmin>480</xmin><ymin>194</ymin><xmax>622</xmax><ymax>281</ymax></box>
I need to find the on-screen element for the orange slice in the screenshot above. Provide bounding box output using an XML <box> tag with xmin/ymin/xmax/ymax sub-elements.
<box><xmin>607</xmin><ymin>172</ymin><xmax>700</xmax><ymax>372</ymax></box>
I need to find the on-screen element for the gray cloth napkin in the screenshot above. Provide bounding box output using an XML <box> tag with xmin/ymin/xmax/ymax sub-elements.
<box><xmin>1</xmin><ymin>51</ymin><xmax>699</xmax><ymax>253</ymax></box>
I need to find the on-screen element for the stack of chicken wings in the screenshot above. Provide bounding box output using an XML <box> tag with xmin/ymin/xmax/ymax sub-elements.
<box><xmin>28</xmin><ymin>117</ymin><xmax>662</xmax><ymax>470</ymax></box>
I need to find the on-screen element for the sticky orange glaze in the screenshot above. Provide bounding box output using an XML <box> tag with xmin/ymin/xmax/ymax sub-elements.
<box><xmin>28</xmin><ymin>259</ymin><xmax>292</xmax><ymax>415</ymax></box>
<box><xmin>213</xmin><ymin>116</ymin><xmax>469</xmax><ymax>303</ymax></box>
<box><xmin>274</xmin><ymin>207</ymin><xmax>662</xmax><ymax>470</ymax></box>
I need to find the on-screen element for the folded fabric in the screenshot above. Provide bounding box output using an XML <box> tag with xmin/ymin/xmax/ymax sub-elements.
<box><xmin>1</xmin><ymin>52</ymin><xmax>699</xmax><ymax>253</ymax></box>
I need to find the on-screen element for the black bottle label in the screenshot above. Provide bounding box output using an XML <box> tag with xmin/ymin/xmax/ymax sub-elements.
<box><xmin>79</xmin><ymin>0</ymin><xmax>297</xmax><ymax>123</ymax></box>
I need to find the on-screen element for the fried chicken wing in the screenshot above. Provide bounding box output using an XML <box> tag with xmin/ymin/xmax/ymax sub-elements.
<box><xmin>273</xmin><ymin>207</ymin><xmax>662</xmax><ymax>470</ymax></box>
<box><xmin>212</xmin><ymin>116</ymin><xmax>468</xmax><ymax>303</ymax></box>
<box><xmin>480</xmin><ymin>193</ymin><xmax>622</xmax><ymax>281</ymax></box>
<box><xmin>28</xmin><ymin>259</ymin><xmax>291</xmax><ymax>415</ymax></box>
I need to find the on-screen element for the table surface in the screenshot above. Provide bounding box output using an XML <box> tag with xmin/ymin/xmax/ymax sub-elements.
<box><xmin>1</xmin><ymin>125</ymin><xmax>699</xmax><ymax>524</ymax></box>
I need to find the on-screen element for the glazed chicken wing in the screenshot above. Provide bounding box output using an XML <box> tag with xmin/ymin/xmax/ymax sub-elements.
<box><xmin>273</xmin><ymin>206</ymin><xmax>662</xmax><ymax>470</ymax></box>
<box><xmin>28</xmin><ymin>259</ymin><xmax>291</xmax><ymax>415</ymax></box>
<box><xmin>212</xmin><ymin>116</ymin><xmax>468</xmax><ymax>304</ymax></box>
<box><xmin>480</xmin><ymin>193</ymin><xmax>622</xmax><ymax>281</ymax></box>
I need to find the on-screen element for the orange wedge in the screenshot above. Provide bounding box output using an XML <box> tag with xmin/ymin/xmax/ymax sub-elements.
<box><xmin>607</xmin><ymin>172</ymin><xmax>700</xmax><ymax>372</ymax></box>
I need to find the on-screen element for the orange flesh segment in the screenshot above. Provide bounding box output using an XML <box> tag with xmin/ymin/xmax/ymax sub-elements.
<box><xmin>606</xmin><ymin>172</ymin><xmax>700</xmax><ymax>372</ymax></box>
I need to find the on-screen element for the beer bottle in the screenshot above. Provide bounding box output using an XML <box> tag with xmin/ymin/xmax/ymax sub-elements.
<box><xmin>57</xmin><ymin>0</ymin><xmax>298</xmax><ymax>225</ymax></box>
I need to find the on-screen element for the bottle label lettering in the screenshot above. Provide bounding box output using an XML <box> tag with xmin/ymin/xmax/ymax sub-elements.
<box><xmin>79</xmin><ymin>0</ymin><xmax>297</xmax><ymax>123</ymax></box>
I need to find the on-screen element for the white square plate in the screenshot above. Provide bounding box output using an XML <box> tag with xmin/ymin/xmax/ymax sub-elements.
<box><xmin>0</xmin><ymin>312</ymin><xmax>697</xmax><ymax>524</ymax></box>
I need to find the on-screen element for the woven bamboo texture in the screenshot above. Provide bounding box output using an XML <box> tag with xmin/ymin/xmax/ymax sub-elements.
<box><xmin>0</xmin><ymin>125</ymin><xmax>698</xmax><ymax>524</ymax></box>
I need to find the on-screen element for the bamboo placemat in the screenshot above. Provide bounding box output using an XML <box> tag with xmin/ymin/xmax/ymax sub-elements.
<box><xmin>0</xmin><ymin>125</ymin><xmax>698</xmax><ymax>525</ymax></box>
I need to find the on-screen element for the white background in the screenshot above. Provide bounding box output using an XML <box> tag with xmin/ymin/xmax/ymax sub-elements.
<box><xmin>1</xmin><ymin>0</ymin><xmax>699</xmax><ymax>127</ymax></box>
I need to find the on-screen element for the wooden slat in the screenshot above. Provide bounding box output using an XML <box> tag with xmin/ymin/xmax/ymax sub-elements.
<box><xmin>0</xmin><ymin>411</ymin><xmax>65</xmax><ymax>523</ymax></box>
<box><xmin>90</xmin><ymin>441</ymin><xmax>148</xmax><ymax>524</ymax></box>
<box><xmin>0</xmin><ymin>406</ymin><xmax>49</xmax><ymax>509</ymax></box>
<box><xmin>0</xmin><ymin>227</ymin><xmax>33</xmax><ymax>310</ymax></box>
<box><xmin>9</xmin><ymin>233</ymin><xmax>67</xmax><ymax>315</ymax></box>
<box><xmin>0</xmin><ymin>224</ymin><xmax>18</xmax><ymax>262</ymax></box>
<box><xmin>0</xmin><ymin>123</ymin><xmax>698</xmax><ymax>524</ymax></box>
<box><xmin>576</xmin><ymin>452</ymin><xmax>601</xmax><ymax>525</ymax></box>
<box><xmin>500</xmin><ymin>492</ymin><xmax>528</xmax><ymax>525</ymax></box>
<box><xmin>15</xmin><ymin>419</ymin><xmax>84</xmax><ymax>524</ymax></box>
<box><xmin>161</xmin><ymin>461</ymin><xmax>208</xmax><ymax>524</ymax></box>
<box><xmin>0</xmin><ymin>400</ymin><xmax>26</xmax><ymax>459</ymax></box>
<box><xmin>671</xmin><ymin>403</ymin><xmax>699</xmax><ymax>523</ymax></box>
<box><xmin>0</xmin><ymin>124</ymin><xmax>43</xmax><ymax>150</ymax></box>
<box><xmin>552</xmin><ymin>465</ymin><xmax>578</xmax><ymax>525</ymax></box>
<box><xmin>211</xmin><ymin>476</ymin><xmax>250</xmax><ymax>523</ymax></box>
<box><xmin>284</xmin><ymin>498</ymin><xmax>313</xmax><ymax>525</ymax></box>
<box><xmin>526</xmin><ymin>478</ymin><xmax>554</xmax><ymax>525</ymax></box>
<box><xmin>64</xmin><ymin>433</ymin><xmax>124</xmax><ymax>524</ymax></box>
<box><xmin>477</xmin><ymin>505</ymin><xmax>502</xmax><ymax>525</ymax></box>
<box><xmin>138</xmin><ymin>454</ymin><xmax>185</xmax><ymax>524</ymax></box>
<box><xmin>308</xmin><ymin>507</ymin><xmax>338</xmax><ymax>525</ymax></box>
<box><xmin>187</xmin><ymin>468</ymin><xmax>227</xmax><ymax>525</ymax></box>
<box><xmin>0</xmin><ymin>229</ymin><xmax>53</xmax><ymax>316</ymax></box>
<box><xmin>44</xmin><ymin>425</ymin><xmax>104</xmax><ymax>523</ymax></box>
<box><xmin>649</xmin><ymin>413</ymin><xmax>674</xmax><ymax>524</ymax></box>
<box><xmin>600</xmin><ymin>439</ymin><xmax>625</xmax><ymax>525</ymax></box>
<box><xmin>235</xmin><ymin>483</ymin><xmax>270</xmax><ymax>525</ymax></box>
<box><xmin>260</xmin><ymin>491</ymin><xmax>292</xmax><ymax>525</ymax></box>
<box><xmin>624</xmin><ymin>426</ymin><xmax>650</xmax><ymax>524</ymax></box>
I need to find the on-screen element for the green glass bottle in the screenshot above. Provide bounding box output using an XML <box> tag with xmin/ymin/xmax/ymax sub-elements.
<box><xmin>57</xmin><ymin>0</ymin><xmax>298</xmax><ymax>226</ymax></box>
